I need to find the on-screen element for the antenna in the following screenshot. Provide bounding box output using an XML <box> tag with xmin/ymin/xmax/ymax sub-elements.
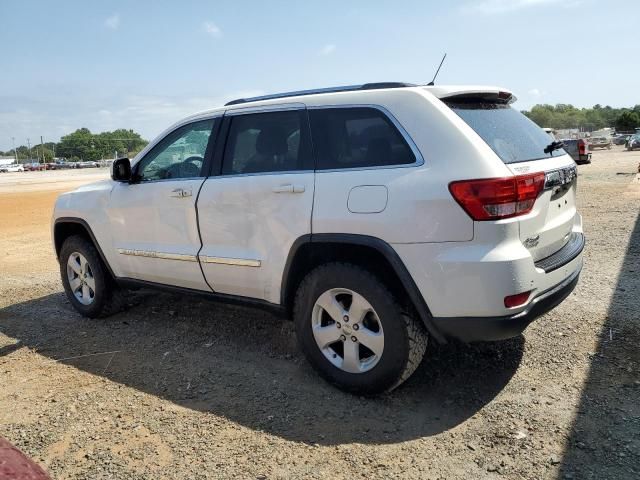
<box><xmin>426</xmin><ymin>53</ymin><xmax>447</xmax><ymax>86</ymax></box>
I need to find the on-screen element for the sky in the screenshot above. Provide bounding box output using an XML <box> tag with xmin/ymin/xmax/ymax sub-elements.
<box><xmin>1</xmin><ymin>0</ymin><xmax>638</xmax><ymax>151</ymax></box>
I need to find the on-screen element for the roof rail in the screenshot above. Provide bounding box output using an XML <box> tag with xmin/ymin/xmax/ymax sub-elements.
<box><xmin>224</xmin><ymin>82</ymin><xmax>416</xmax><ymax>106</ymax></box>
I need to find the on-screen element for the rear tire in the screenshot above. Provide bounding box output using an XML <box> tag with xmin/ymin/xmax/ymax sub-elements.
<box><xmin>293</xmin><ymin>262</ymin><xmax>427</xmax><ymax>395</ymax></box>
<box><xmin>59</xmin><ymin>235</ymin><xmax>125</xmax><ymax>318</ymax></box>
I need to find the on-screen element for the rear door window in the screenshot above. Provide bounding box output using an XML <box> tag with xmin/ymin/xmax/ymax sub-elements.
<box><xmin>221</xmin><ymin>110</ymin><xmax>312</xmax><ymax>175</ymax></box>
<box><xmin>309</xmin><ymin>107</ymin><xmax>416</xmax><ymax>170</ymax></box>
<box><xmin>446</xmin><ymin>102</ymin><xmax>566</xmax><ymax>164</ymax></box>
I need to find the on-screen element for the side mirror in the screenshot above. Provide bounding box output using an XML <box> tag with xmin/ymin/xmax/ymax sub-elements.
<box><xmin>111</xmin><ymin>157</ymin><xmax>132</xmax><ymax>182</ymax></box>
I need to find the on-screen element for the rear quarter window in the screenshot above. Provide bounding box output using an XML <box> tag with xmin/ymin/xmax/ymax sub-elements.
<box><xmin>446</xmin><ymin>102</ymin><xmax>566</xmax><ymax>164</ymax></box>
<box><xmin>309</xmin><ymin>107</ymin><xmax>416</xmax><ymax>170</ymax></box>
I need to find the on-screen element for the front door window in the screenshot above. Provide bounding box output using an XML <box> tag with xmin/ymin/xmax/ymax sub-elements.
<box><xmin>136</xmin><ymin>119</ymin><xmax>214</xmax><ymax>181</ymax></box>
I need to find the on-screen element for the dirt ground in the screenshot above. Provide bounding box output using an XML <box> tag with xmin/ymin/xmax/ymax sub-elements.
<box><xmin>0</xmin><ymin>151</ymin><xmax>638</xmax><ymax>480</ymax></box>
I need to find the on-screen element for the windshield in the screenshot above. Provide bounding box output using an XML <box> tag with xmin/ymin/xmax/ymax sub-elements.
<box><xmin>446</xmin><ymin>102</ymin><xmax>567</xmax><ymax>164</ymax></box>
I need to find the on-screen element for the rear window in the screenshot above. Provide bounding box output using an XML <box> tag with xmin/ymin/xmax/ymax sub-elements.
<box><xmin>446</xmin><ymin>102</ymin><xmax>566</xmax><ymax>164</ymax></box>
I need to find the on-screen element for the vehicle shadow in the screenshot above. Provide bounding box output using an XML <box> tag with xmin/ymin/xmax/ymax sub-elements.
<box><xmin>559</xmin><ymin>210</ymin><xmax>640</xmax><ymax>479</ymax></box>
<box><xmin>0</xmin><ymin>289</ymin><xmax>523</xmax><ymax>445</ymax></box>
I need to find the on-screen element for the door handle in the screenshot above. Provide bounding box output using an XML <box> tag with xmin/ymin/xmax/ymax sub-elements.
<box><xmin>170</xmin><ymin>188</ymin><xmax>192</xmax><ymax>198</ymax></box>
<box><xmin>272</xmin><ymin>184</ymin><xmax>305</xmax><ymax>194</ymax></box>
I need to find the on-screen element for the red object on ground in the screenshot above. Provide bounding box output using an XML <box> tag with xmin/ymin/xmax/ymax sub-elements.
<box><xmin>0</xmin><ymin>437</ymin><xmax>51</xmax><ymax>480</ymax></box>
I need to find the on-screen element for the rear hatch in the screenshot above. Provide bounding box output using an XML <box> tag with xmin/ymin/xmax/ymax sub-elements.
<box><xmin>444</xmin><ymin>93</ymin><xmax>578</xmax><ymax>262</ymax></box>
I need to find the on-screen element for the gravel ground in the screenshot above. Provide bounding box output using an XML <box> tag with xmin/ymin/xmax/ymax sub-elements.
<box><xmin>0</xmin><ymin>148</ymin><xmax>639</xmax><ymax>479</ymax></box>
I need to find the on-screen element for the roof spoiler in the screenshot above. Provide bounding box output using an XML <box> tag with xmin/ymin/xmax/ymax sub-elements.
<box><xmin>439</xmin><ymin>90</ymin><xmax>516</xmax><ymax>105</ymax></box>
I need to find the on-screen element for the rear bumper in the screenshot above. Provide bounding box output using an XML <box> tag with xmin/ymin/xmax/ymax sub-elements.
<box><xmin>432</xmin><ymin>264</ymin><xmax>581</xmax><ymax>342</ymax></box>
<box><xmin>534</xmin><ymin>232</ymin><xmax>584</xmax><ymax>273</ymax></box>
<box><xmin>577</xmin><ymin>153</ymin><xmax>591</xmax><ymax>164</ymax></box>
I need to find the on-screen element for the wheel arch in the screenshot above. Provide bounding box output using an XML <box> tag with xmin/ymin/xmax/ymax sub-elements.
<box><xmin>53</xmin><ymin>217</ymin><xmax>116</xmax><ymax>279</ymax></box>
<box><xmin>281</xmin><ymin>233</ymin><xmax>445</xmax><ymax>343</ymax></box>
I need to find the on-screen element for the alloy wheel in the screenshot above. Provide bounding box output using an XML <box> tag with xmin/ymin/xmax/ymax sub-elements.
<box><xmin>66</xmin><ymin>252</ymin><xmax>96</xmax><ymax>305</ymax></box>
<box><xmin>311</xmin><ymin>288</ymin><xmax>384</xmax><ymax>373</ymax></box>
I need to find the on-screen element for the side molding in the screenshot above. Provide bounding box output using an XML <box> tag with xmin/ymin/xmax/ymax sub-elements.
<box><xmin>199</xmin><ymin>255</ymin><xmax>261</xmax><ymax>267</ymax></box>
<box><xmin>117</xmin><ymin>248</ymin><xmax>198</xmax><ymax>262</ymax></box>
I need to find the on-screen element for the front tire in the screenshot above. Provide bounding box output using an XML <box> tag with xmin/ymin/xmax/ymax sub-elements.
<box><xmin>294</xmin><ymin>263</ymin><xmax>427</xmax><ymax>395</ymax></box>
<box><xmin>59</xmin><ymin>235</ymin><xmax>124</xmax><ymax>318</ymax></box>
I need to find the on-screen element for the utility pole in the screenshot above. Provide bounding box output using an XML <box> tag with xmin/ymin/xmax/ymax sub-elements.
<box><xmin>27</xmin><ymin>138</ymin><xmax>31</xmax><ymax>162</ymax></box>
<box><xmin>11</xmin><ymin>137</ymin><xmax>18</xmax><ymax>164</ymax></box>
<box><xmin>40</xmin><ymin>136</ymin><xmax>45</xmax><ymax>164</ymax></box>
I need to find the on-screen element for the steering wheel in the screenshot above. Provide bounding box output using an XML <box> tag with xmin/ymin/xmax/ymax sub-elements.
<box><xmin>166</xmin><ymin>156</ymin><xmax>202</xmax><ymax>178</ymax></box>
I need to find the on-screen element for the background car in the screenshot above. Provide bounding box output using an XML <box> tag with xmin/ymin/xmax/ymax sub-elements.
<box><xmin>560</xmin><ymin>138</ymin><xmax>591</xmax><ymax>164</ymax></box>
<box><xmin>588</xmin><ymin>137</ymin><xmax>612</xmax><ymax>149</ymax></box>
<box><xmin>0</xmin><ymin>163</ymin><xmax>25</xmax><ymax>172</ymax></box>
<box><xmin>626</xmin><ymin>134</ymin><xmax>640</xmax><ymax>150</ymax></box>
<box><xmin>613</xmin><ymin>135</ymin><xmax>630</xmax><ymax>145</ymax></box>
<box><xmin>73</xmin><ymin>161</ymin><xmax>101</xmax><ymax>168</ymax></box>
<box><xmin>24</xmin><ymin>163</ymin><xmax>46</xmax><ymax>171</ymax></box>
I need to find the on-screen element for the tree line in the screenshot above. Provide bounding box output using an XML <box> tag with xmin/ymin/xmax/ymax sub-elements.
<box><xmin>1</xmin><ymin>128</ymin><xmax>148</xmax><ymax>162</ymax></box>
<box><xmin>523</xmin><ymin>104</ymin><xmax>640</xmax><ymax>132</ymax></box>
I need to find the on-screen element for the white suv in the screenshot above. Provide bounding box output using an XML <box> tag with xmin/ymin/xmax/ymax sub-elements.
<box><xmin>52</xmin><ymin>83</ymin><xmax>584</xmax><ymax>394</ymax></box>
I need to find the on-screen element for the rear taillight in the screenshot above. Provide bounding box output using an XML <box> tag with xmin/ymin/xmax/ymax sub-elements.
<box><xmin>449</xmin><ymin>173</ymin><xmax>545</xmax><ymax>220</ymax></box>
<box><xmin>578</xmin><ymin>139</ymin><xmax>587</xmax><ymax>155</ymax></box>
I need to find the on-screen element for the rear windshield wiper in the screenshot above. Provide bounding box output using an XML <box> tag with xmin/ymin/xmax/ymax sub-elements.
<box><xmin>544</xmin><ymin>141</ymin><xmax>564</xmax><ymax>155</ymax></box>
